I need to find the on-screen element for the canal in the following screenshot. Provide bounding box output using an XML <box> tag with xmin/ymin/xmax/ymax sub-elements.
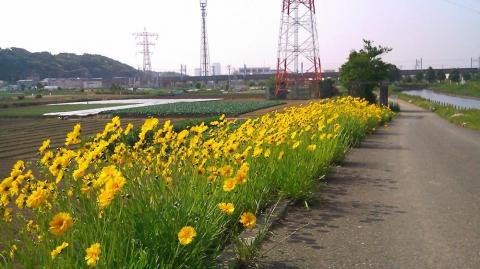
<box><xmin>403</xmin><ymin>89</ymin><xmax>480</xmax><ymax>110</ymax></box>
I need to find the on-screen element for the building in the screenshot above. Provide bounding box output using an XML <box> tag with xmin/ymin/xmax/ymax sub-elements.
<box><xmin>41</xmin><ymin>78</ymin><xmax>105</xmax><ymax>89</ymax></box>
<box><xmin>235</xmin><ymin>67</ymin><xmax>275</xmax><ymax>75</ymax></box>
<box><xmin>17</xmin><ymin>79</ymin><xmax>36</xmax><ymax>90</ymax></box>
<box><xmin>211</xmin><ymin>63</ymin><xmax>221</xmax><ymax>75</ymax></box>
<box><xmin>82</xmin><ymin>78</ymin><xmax>103</xmax><ymax>89</ymax></box>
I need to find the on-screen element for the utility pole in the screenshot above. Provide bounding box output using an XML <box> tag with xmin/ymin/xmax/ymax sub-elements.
<box><xmin>133</xmin><ymin>27</ymin><xmax>158</xmax><ymax>87</ymax></box>
<box><xmin>200</xmin><ymin>0</ymin><xmax>210</xmax><ymax>85</ymax></box>
<box><xmin>415</xmin><ymin>58</ymin><xmax>423</xmax><ymax>70</ymax></box>
<box><xmin>227</xmin><ymin>65</ymin><xmax>231</xmax><ymax>91</ymax></box>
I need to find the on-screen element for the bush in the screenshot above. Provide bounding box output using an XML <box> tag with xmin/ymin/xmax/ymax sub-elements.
<box><xmin>17</xmin><ymin>95</ymin><xmax>25</xmax><ymax>100</ymax></box>
<box><xmin>35</xmin><ymin>94</ymin><xmax>42</xmax><ymax>99</ymax></box>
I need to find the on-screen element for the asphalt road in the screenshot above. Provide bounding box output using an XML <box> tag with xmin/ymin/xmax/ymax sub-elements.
<box><xmin>257</xmin><ymin>100</ymin><xmax>480</xmax><ymax>269</ymax></box>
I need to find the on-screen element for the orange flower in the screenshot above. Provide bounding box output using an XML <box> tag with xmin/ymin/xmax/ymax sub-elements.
<box><xmin>223</xmin><ymin>178</ymin><xmax>236</xmax><ymax>192</ymax></box>
<box><xmin>240</xmin><ymin>212</ymin><xmax>256</xmax><ymax>229</ymax></box>
<box><xmin>49</xmin><ymin>212</ymin><xmax>73</xmax><ymax>236</ymax></box>
<box><xmin>178</xmin><ymin>226</ymin><xmax>197</xmax><ymax>245</ymax></box>
<box><xmin>217</xmin><ymin>202</ymin><xmax>235</xmax><ymax>215</ymax></box>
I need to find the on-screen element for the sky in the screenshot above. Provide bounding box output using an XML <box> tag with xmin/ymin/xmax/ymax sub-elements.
<box><xmin>1</xmin><ymin>0</ymin><xmax>479</xmax><ymax>75</ymax></box>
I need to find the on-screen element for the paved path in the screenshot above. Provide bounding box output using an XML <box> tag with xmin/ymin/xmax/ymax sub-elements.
<box><xmin>257</xmin><ymin>100</ymin><xmax>480</xmax><ymax>269</ymax></box>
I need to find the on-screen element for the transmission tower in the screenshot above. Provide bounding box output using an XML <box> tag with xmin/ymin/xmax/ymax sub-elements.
<box><xmin>200</xmin><ymin>0</ymin><xmax>210</xmax><ymax>83</ymax></box>
<box><xmin>275</xmin><ymin>0</ymin><xmax>322</xmax><ymax>98</ymax></box>
<box><xmin>133</xmin><ymin>27</ymin><xmax>158</xmax><ymax>85</ymax></box>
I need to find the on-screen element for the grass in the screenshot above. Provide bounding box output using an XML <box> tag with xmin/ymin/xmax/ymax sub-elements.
<box><xmin>107</xmin><ymin>100</ymin><xmax>285</xmax><ymax>117</ymax></box>
<box><xmin>398</xmin><ymin>93</ymin><xmax>480</xmax><ymax>131</ymax></box>
<box><xmin>0</xmin><ymin>103</ymin><xmax>126</xmax><ymax>117</ymax></box>
<box><xmin>430</xmin><ymin>80</ymin><xmax>480</xmax><ymax>99</ymax></box>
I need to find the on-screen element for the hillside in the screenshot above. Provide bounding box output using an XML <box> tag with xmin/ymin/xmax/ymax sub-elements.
<box><xmin>0</xmin><ymin>47</ymin><xmax>138</xmax><ymax>82</ymax></box>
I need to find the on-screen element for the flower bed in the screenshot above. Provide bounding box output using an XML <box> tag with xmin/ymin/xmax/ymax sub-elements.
<box><xmin>0</xmin><ymin>97</ymin><xmax>393</xmax><ymax>268</ymax></box>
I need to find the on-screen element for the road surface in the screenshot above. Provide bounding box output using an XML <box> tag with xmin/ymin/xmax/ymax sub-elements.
<box><xmin>258</xmin><ymin>100</ymin><xmax>480</xmax><ymax>269</ymax></box>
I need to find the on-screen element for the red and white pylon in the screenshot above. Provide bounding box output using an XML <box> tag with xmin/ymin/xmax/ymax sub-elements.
<box><xmin>275</xmin><ymin>0</ymin><xmax>322</xmax><ymax>98</ymax></box>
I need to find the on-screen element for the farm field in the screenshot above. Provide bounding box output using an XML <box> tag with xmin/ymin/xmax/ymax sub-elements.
<box><xmin>0</xmin><ymin>118</ymin><xmax>146</xmax><ymax>178</ymax></box>
<box><xmin>0</xmin><ymin>97</ymin><xmax>394</xmax><ymax>268</ymax></box>
<box><xmin>0</xmin><ymin>103</ymin><xmax>126</xmax><ymax>117</ymax></box>
<box><xmin>107</xmin><ymin>100</ymin><xmax>285</xmax><ymax>117</ymax></box>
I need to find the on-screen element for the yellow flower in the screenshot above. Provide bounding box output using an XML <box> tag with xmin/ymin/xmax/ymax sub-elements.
<box><xmin>217</xmin><ymin>202</ymin><xmax>235</xmax><ymax>215</ymax></box>
<box><xmin>240</xmin><ymin>212</ymin><xmax>256</xmax><ymax>229</ymax></box>
<box><xmin>15</xmin><ymin>194</ymin><xmax>26</xmax><ymax>208</ymax></box>
<box><xmin>26</xmin><ymin>188</ymin><xmax>48</xmax><ymax>208</ymax></box>
<box><xmin>38</xmin><ymin>139</ymin><xmax>50</xmax><ymax>154</ymax></box>
<box><xmin>223</xmin><ymin>178</ymin><xmax>236</xmax><ymax>192</ymax></box>
<box><xmin>51</xmin><ymin>242</ymin><xmax>69</xmax><ymax>259</ymax></box>
<box><xmin>307</xmin><ymin>144</ymin><xmax>317</xmax><ymax>151</ymax></box>
<box><xmin>49</xmin><ymin>212</ymin><xmax>74</xmax><ymax>236</ymax></box>
<box><xmin>41</xmin><ymin>151</ymin><xmax>54</xmax><ymax>165</ymax></box>
<box><xmin>124</xmin><ymin>123</ymin><xmax>133</xmax><ymax>135</ymax></box>
<box><xmin>65</xmin><ymin>123</ymin><xmax>81</xmax><ymax>146</ymax></box>
<box><xmin>85</xmin><ymin>243</ymin><xmax>101</xmax><ymax>267</ymax></box>
<box><xmin>97</xmin><ymin>189</ymin><xmax>115</xmax><ymax>209</ymax></box>
<box><xmin>220</xmin><ymin>165</ymin><xmax>233</xmax><ymax>177</ymax></box>
<box><xmin>235</xmin><ymin>171</ymin><xmax>248</xmax><ymax>184</ymax></box>
<box><xmin>278</xmin><ymin>151</ymin><xmax>285</xmax><ymax>160</ymax></box>
<box><xmin>178</xmin><ymin>226</ymin><xmax>197</xmax><ymax>245</ymax></box>
<box><xmin>9</xmin><ymin>244</ymin><xmax>17</xmax><ymax>258</ymax></box>
<box><xmin>3</xmin><ymin>208</ymin><xmax>12</xmax><ymax>222</ymax></box>
<box><xmin>292</xmin><ymin>141</ymin><xmax>301</xmax><ymax>149</ymax></box>
<box><xmin>104</xmin><ymin>174</ymin><xmax>126</xmax><ymax>194</ymax></box>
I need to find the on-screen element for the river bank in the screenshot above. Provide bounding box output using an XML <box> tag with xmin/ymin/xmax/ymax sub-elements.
<box><xmin>397</xmin><ymin>93</ymin><xmax>480</xmax><ymax>131</ymax></box>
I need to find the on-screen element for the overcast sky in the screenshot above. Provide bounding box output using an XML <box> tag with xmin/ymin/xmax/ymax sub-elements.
<box><xmin>1</xmin><ymin>0</ymin><xmax>479</xmax><ymax>74</ymax></box>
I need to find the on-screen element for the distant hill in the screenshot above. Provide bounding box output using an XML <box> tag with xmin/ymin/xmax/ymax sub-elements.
<box><xmin>0</xmin><ymin>47</ymin><xmax>138</xmax><ymax>82</ymax></box>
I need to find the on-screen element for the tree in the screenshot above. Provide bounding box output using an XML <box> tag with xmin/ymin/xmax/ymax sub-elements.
<box><xmin>463</xmin><ymin>72</ymin><xmax>472</xmax><ymax>81</ymax></box>
<box><xmin>449</xmin><ymin>69</ymin><xmax>461</xmax><ymax>83</ymax></box>
<box><xmin>426</xmin><ymin>67</ymin><xmax>436</xmax><ymax>83</ymax></box>
<box><xmin>388</xmin><ymin>66</ymin><xmax>401</xmax><ymax>82</ymax></box>
<box><xmin>415</xmin><ymin>72</ymin><xmax>424</xmax><ymax>82</ymax></box>
<box><xmin>436</xmin><ymin>70</ymin><xmax>446</xmax><ymax>82</ymax></box>
<box><xmin>339</xmin><ymin>39</ymin><xmax>394</xmax><ymax>103</ymax></box>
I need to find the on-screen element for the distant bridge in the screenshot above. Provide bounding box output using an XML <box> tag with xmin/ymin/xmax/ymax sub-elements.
<box><xmin>158</xmin><ymin>67</ymin><xmax>478</xmax><ymax>84</ymax></box>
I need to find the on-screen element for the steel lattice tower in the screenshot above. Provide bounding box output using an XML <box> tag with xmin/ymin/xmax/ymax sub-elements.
<box><xmin>200</xmin><ymin>0</ymin><xmax>210</xmax><ymax>82</ymax></box>
<box><xmin>275</xmin><ymin>0</ymin><xmax>322</xmax><ymax>98</ymax></box>
<box><xmin>133</xmin><ymin>27</ymin><xmax>158</xmax><ymax>74</ymax></box>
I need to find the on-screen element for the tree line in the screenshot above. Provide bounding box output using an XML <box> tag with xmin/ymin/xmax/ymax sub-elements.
<box><xmin>0</xmin><ymin>47</ymin><xmax>138</xmax><ymax>82</ymax></box>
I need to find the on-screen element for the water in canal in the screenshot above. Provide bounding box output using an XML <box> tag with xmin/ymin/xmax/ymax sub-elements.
<box><xmin>403</xmin><ymin>89</ymin><xmax>480</xmax><ymax>110</ymax></box>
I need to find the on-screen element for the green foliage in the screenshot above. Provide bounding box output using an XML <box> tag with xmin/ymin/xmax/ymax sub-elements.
<box><xmin>463</xmin><ymin>72</ymin><xmax>472</xmax><ymax>81</ymax></box>
<box><xmin>415</xmin><ymin>72</ymin><xmax>424</xmax><ymax>82</ymax></box>
<box><xmin>431</xmin><ymin>80</ymin><xmax>480</xmax><ymax>99</ymax></box>
<box><xmin>388</xmin><ymin>66</ymin><xmax>401</xmax><ymax>82</ymax></box>
<box><xmin>426</xmin><ymin>67</ymin><xmax>436</xmax><ymax>83</ymax></box>
<box><xmin>436</xmin><ymin>70</ymin><xmax>446</xmax><ymax>82</ymax></box>
<box><xmin>0</xmin><ymin>47</ymin><xmax>137</xmax><ymax>82</ymax></box>
<box><xmin>449</xmin><ymin>69</ymin><xmax>461</xmax><ymax>83</ymax></box>
<box><xmin>339</xmin><ymin>40</ymin><xmax>395</xmax><ymax>103</ymax></box>
<box><xmin>109</xmin><ymin>100</ymin><xmax>284</xmax><ymax>117</ymax></box>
